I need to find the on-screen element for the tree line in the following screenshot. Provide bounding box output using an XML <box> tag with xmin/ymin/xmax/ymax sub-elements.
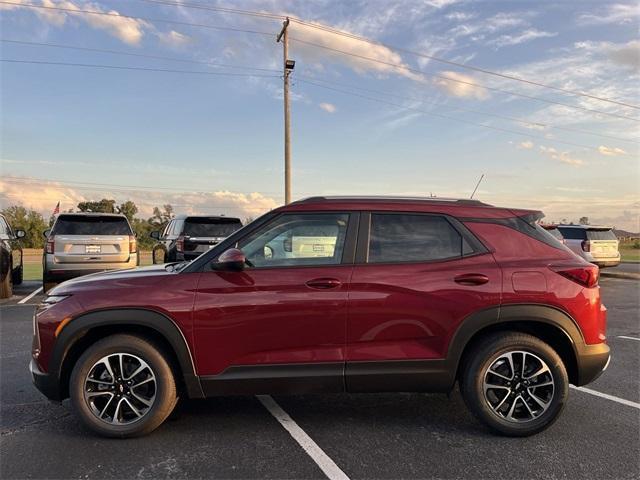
<box><xmin>1</xmin><ymin>200</ymin><xmax>175</xmax><ymax>249</ymax></box>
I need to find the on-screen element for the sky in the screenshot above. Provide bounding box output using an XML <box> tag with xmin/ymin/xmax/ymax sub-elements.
<box><xmin>0</xmin><ymin>0</ymin><xmax>639</xmax><ymax>230</ymax></box>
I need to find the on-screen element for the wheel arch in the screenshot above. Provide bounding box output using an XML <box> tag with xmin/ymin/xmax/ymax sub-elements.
<box><xmin>53</xmin><ymin>308</ymin><xmax>204</xmax><ymax>400</ymax></box>
<box><xmin>449</xmin><ymin>305</ymin><xmax>582</xmax><ymax>385</ymax></box>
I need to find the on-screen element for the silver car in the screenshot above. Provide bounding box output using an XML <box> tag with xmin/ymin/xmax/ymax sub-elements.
<box><xmin>556</xmin><ymin>225</ymin><xmax>621</xmax><ymax>268</ymax></box>
<box><xmin>43</xmin><ymin>213</ymin><xmax>138</xmax><ymax>292</ymax></box>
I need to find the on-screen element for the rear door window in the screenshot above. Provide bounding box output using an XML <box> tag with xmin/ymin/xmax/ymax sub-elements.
<box><xmin>557</xmin><ymin>227</ymin><xmax>587</xmax><ymax>240</ymax></box>
<box><xmin>587</xmin><ymin>229</ymin><xmax>617</xmax><ymax>240</ymax></box>
<box><xmin>368</xmin><ymin>214</ymin><xmax>467</xmax><ymax>263</ymax></box>
<box><xmin>184</xmin><ymin>218</ymin><xmax>242</xmax><ymax>237</ymax></box>
<box><xmin>52</xmin><ymin>216</ymin><xmax>132</xmax><ymax>235</ymax></box>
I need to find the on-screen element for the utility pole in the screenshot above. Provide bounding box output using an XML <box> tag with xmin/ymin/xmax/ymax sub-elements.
<box><xmin>277</xmin><ymin>17</ymin><xmax>294</xmax><ymax>204</ymax></box>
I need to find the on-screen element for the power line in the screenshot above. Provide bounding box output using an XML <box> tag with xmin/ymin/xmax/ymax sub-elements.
<box><xmin>297</xmin><ymin>79</ymin><xmax>630</xmax><ymax>155</ymax></box>
<box><xmin>133</xmin><ymin>0</ymin><xmax>639</xmax><ymax>109</ymax></box>
<box><xmin>289</xmin><ymin>18</ymin><xmax>639</xmax><ymax>110</ymax></box>
<box><xmin>296</xmin><ymin>76</ymin><xmax>639</xmax><ymax>145</ymax></box>
<box><xmin>0</xmin><ymin>1</ymin><xmax>275</xmax><ymax>37</ymax></box>
<box><xmin>0</xmin><ymin>59</ymin><xmax>280</xmax><ymax>78</ymax></box>
<box><xmin>1</xmin><ymin>39</ymin><xmax>280</xmax><ymax>73</ymax></box>
<box><xmin>290</xmin><ymin>38</ymin><xmax>640</xmax><ymax>123</ymax></box>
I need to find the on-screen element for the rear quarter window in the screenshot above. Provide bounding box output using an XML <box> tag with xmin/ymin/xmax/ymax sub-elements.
<box><xmin>52</xmin><ymin>216</ymin><xmax>132</xmax><ymax>235</ymax></box>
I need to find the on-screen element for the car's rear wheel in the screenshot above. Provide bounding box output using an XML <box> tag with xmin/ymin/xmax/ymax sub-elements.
<box><xmin>69</xmin><ymin>334</ymin><xmax>177</xmax><ymax>438</ymax></box>
<box><xmin>460</xmin><ymin>332</ymin><xmax>568</xmax><ymax>437</ymax></box>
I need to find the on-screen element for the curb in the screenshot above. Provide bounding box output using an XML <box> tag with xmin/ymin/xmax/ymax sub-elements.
<box><xmin>600</xmin><ymin>271</ymin><xmax>640</xmax><ymax>280</ymax></box>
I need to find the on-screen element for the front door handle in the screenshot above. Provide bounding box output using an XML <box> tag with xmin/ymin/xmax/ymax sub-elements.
<box><xmin>306</xmin><ymin>278</ymin><xmax>342</xmax><ymax>289</ymax></box>
<box><xmin>454</xmin><ymin>273</ymin><xmax>489</xmax><ymax>286</ymax></box>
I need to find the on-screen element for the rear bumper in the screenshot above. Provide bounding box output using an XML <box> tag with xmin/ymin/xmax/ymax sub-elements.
<box><xmin>30</xmin><ymin>359</ymin><xmax>62</xmax><ymax>401</ymax></box>
<box><xmin>576</xmin><ymin>342</ymin><xmax>611</xmax><ymax>386</ymax></box>
<box><xmin>593</xmin><ymin>260</ymin><xmax>620</xmax><ymax>268</ymax></box>
<box><xmin>44</xmin><ymin>256</ymin><xmax>138</xmax><ymax>282</ymax></box>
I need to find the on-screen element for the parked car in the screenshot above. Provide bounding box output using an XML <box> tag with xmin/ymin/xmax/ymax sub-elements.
<box><xmin>0</xmin><ymin>213</ymin><xmax>25</xmax><ymax>298</ymax></box>
<box><xmin>31</xmin><ymin>196</ymin><xmax>609</xmax><ymax>438</ymax></box>
<box><xmin>43</xmin><ymin>213</ymin><xmax>138</xmax><ymax>293</ymax></box>
<box><xmin>556</xmin><ymin>225</ymin><xmax>620</xmax><ymax>268</ymax></box>
<box><xmin>151</xmin><ymin>215</ymin><xmax>242</xmax><ymax>264</ymax></box>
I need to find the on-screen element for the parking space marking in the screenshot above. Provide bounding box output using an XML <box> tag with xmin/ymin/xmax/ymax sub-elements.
<box><xmin>257</xmin><ymin>395</ymin><xmax>350</xmax><ymax>480</ymax></box>
<box><xmin>17</xmin><ymin>286</ymin><xmax>43</xmax><ymax>305</ymax></box>
<box><xmin>570</xmin><ymin>386</ymin><xmax>640</xmax><ymax>409</ymax></box>
<box><xmin>617</xmin><ymin>335</ymin><xmax>640</xmax><ymax>342</ymax></box>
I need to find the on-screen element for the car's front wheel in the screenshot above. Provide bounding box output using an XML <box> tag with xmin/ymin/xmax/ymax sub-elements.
<box><xmin>460</xmin><ymin>332</ymin><xmax>568</xmax><ymax>437</ymax></box>
<box><xmin>69</xmin><ymin>334</ymin><xmax>177</xmax><ymax>438</ymax></box>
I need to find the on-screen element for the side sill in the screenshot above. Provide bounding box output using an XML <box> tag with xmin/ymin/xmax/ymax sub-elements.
<box><xmin>346</xmin><ymin>360</ymin><xmax>454</xmax><ymax>393</ymax></box>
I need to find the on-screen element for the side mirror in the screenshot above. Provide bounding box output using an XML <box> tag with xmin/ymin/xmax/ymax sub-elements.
<box><xmin>212</xmin><ymin>248</ymin><xmax>246</xmax><ymax>272</ymax></box>
<box><xmin>43</xmin><ymin>229</ymin><xmax>51</xmax><ymax>238</ymax></box>
<box><xmin>150</xmin><ymin>231</ymin><xmax>160</xmax><ymax>239</ymax></box>
<box><xmin>15</xmin><ymin>230</ymin><xmax>26</xmax><ymax>239</ymax></box>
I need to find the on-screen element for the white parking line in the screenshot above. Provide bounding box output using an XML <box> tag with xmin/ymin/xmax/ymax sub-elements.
<box><xmin>570</xmin><ymin>386</ymin><xmax>640</xmax><ymax>410</ymax></box>
<box><xmin>257</xmin><ymin>395</ymin><xmax>350</xmax><ymax>480</ymax></box>
<box><xmin>617</xmin><ymin>335</ymin><xmax>640</xmax><ymax>342</ymax></box>
<box><xmin>17</xmin><ymin>286</ymin><xmax>43</xmax><ymax>305</ymax></box>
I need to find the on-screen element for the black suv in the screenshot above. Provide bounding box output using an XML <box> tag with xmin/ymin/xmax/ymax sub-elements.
<box><xmin>151</xmin><ymin>215</ymin><xmax>242</xmax><ymax>263</ymax></box>
<box><xmin>0</xmin><ymin>213</ymin><xmax>25</xmax><ymax>298</ymax></box>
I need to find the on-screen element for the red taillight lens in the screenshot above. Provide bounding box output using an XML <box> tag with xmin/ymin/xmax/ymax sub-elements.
<box><xmin>550</xmin><ymin>264</ymin><xmax>599</xmax><ymax>288</ymax></box>
<box><xmin>581</xmin><ymin>240</ymin><xmax>591</xmax><ymax>252</ymax></box>
<box><xmin>45</xmin><ymin>237</ymin><xmax>55</xmax><ymax>254</ymax></box>
<box><xmin>129</xmin><ymin>235</ymin><xmax>137</xmax><ymax>253</ymax></box>
<box><xmin>176</xmin><ymin>236</ymin><xmax>184</xmax><ymax>253</ymax></box>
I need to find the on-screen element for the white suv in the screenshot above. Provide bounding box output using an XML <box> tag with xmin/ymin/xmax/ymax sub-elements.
<box><xmin>556</xmin><ymin>225</ymin><xmax>620</xmax><ymax>268</ymax></box>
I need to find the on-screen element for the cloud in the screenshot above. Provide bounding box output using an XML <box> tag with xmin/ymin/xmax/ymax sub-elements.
<box><xmin>489</xmin><ymin>29</ymin><xmax>557</xmax><ymax>47</ymax></box>
<box><xmin>518</xmin><ymin>140</ymin><xmax>534</xmax><ymax>150</ymax></box>
<box><xmin>319</xmin><ymin>102</ymin><xmax>337</xmax><ymax>113</ymax></box>
<box><xmin>578</xmin><ymin>3</ymin><xmax>640</xmax><ymax>25</ymax></box>
<box><xmin>0</xmin><ymin>177</ymin><xmax>279</xmax><ymax>219</ymax></box>
<box><xmin>158</xmin><ymin>30</ymin><xmax>191</xmax><ymax>47</ymax></box>
<box><xmin>598</xmin><ymin>145</ymin><xmax>628</xmax><ymax>156</ymax></box>
<box><xmin>4</xmin><ymin>0</ymin><xmax>149</xmax><ymax>45</ymax></box>
<box><xmin>434</xmin><ymin>71</ymin><xmax>489</xmax><ymax>99</ymax></box>
<box><xmin>606</xmin><ymin>40</ymin><xmax>640</xmax><ymax>69</ymax></box>
<box><xmin>289</xmin><ymin>21</ymin><xmax>423</xmax><ymax>82</ymax></box>
<box><xmin>539</xmin><ymin>146</ymin><xmax>584</xmax><ymax>167</ymax></box>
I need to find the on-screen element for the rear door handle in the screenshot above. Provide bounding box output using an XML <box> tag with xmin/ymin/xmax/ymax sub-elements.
<box><xmin>454</xmin><ymin>273</ymin><xmax>489</xmax><ymax>286</ymax></box>
<box><xmin>306</xmin><ymin>278</ymin><xmax>342</xmax><ymax>289</ymax></box>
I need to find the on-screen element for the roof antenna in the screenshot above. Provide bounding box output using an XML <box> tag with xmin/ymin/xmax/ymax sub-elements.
<box><xmin>470</xmin><ymin>174</ymin><xmax>485</xmax><ymax>199</ymax></box>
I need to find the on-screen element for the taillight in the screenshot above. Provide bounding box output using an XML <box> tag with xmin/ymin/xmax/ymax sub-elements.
<box><xmin>45</xmin><ymin>236</ymin><xmax>55</xmax><ymax>254</ymax></box>
<box><xmin>176</xmin><ymin>236</ymin><xmax>184</xmax><ymax>253</ymax></box>
<box><xmin>550</xmin><ymin>264</ymin><xmax>599</xmax><ymax>288</ymax></box>
<box><xmin>129</xmin><ymin>235</ymin><xmax>137</xmax><ymax>253</ymax></box>
<box><xmin>581</xmin><ymin>240</ymin><xmax>591</xmax><ymax>252</ymax></box>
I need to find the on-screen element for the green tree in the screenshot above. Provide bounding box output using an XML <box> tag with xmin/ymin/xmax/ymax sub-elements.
<box><xmin>149</xmin><ymin>204</ymin><xmax>174</xmax><ymax>227</ymax></box>
<box><xmin>579</xmin><ymin>216</ymin><xmax>589</xmax><ymax>225</ymax></box>
<box><xmin>1</xmin><ymin>205</ymin><xmax>48</xmax><ymax>248</ymax></box>
<box><xmin>117</xmin><ymin>200</ymin><xmax>138</xmax><ymax>221</ymax></box>
<box><xmin>77</xmin><ymin>199</ymin><xmax>116</xmax><ymax>213</ymax></box>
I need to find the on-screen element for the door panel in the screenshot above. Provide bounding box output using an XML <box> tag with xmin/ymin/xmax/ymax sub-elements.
<box><xmin>347</xmin><ymin>253</ymin><xmax>501</xmax><ymax>363</ymax></box>
<box><xmin>193</xmin><ymin>265</ymin><xmax>352</xmax><ymax>375</ymax></box>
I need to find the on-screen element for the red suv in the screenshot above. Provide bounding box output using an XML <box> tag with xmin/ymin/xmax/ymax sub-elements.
<box><xmin>31</xmin><ymin>197</ymin><xmax>610</xmax><ymax>438</ymax></box>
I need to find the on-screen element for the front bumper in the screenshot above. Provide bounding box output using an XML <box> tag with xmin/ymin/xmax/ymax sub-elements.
<box><xmin>576</xmin><ymin>342</ymin><xmax>611</xmax><ymax>386</ymax></box>
<box><xmin>30</xmin><ymin>359</ymin><xmax>62</xmax><ymax>401</ymax></box>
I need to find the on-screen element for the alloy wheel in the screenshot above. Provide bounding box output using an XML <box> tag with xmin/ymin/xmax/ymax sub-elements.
<box><xmin>83</xmin><ymin>353</ymin><xmax>157</xmax><ymax>425</ymax></box>
<box><xmin>482</xmin><ymin>350</ymin><xmax>555</xmax><ymax>423</ymax></box>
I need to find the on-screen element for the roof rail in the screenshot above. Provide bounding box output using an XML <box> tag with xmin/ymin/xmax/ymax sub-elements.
<box><xmin>293</xmin><ymin>196</ymin><xmax>490</xmax><ymax>206</ymax></box>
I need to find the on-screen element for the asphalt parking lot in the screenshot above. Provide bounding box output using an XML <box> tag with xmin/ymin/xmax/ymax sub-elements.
<box><xmin>1</xmin><ymin>278</ymin><xmax>638</xmax><ymax>479</ymax></box>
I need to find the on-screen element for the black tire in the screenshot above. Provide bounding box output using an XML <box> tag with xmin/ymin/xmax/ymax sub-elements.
<box><xmin>153</xmin><ymin>248</ymin><xmax>165</xmax><ymax>264</ymax></box>
<box><xmin>0</xmin><ymin>270</ymin><xmax>12</xmax><ymax>299</ymax></box>
<box><xmin>460</xmin><ymin>332</ymin><xmax>568</xmax><ymax>437</ymax></box>
<box><xmin>12</xmin><ymin>264</ymin><xmax>23</xmax><ymax>285</ymax></box>
<box><xmin>69</xmin><ymin>334</ymin><xmax>177</xmax><ymax>438</ymax></box>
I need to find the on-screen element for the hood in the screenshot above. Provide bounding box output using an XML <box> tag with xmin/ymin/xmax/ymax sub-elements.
<box><xmin>49</xmin><ymin>264</ymin><xmax>177</xmax><ymax>295</ymax></box>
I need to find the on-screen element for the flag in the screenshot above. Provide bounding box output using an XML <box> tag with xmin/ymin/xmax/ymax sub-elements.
<box><xmin>52</xmin><ymin>201</ymin><xmax>60</xmax><ymax>216</ymax></box>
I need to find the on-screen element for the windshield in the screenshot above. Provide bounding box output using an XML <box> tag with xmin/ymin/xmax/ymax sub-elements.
<box><xmin>587</xmin><ymin>229</ymin><xmax>617</xmax><ymax>241</ymax></box>
<box><xmin>52</xmin><ymin>216</ymin><xmax>132</xmax><ymax>235</ymax></box>
<box><xmin>183</xmin><ymin>218</ymin><xmax>242</xmax><ymax>237</ymax></box>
